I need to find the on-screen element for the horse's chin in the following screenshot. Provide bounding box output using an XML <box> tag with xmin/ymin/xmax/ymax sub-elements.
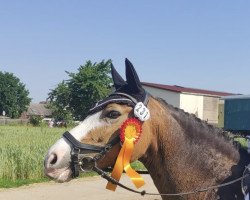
<box><xmin>45</xmin><ymin>167</ymin><xmax>72</xmax><ymax>183</ymax></box>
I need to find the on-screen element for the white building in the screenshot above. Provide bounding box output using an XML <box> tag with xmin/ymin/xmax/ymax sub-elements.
<box><xmin>142</xmin><ymin>82</ymin><xmax>233</xmax><ymax>125</ymax></box>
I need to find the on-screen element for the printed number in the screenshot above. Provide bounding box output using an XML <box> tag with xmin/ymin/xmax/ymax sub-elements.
<box><xmin>140</xmin><ymin>107</ymin><xmax>145</xmax><ymax>115</ymax></box>
<box><xmin>143</xmin><ymin>111</ymin><xmax>149</xmax><ymax>120</ymax></box>
<box><xmin>135</xmin><ymin>104</ymin><xmax>142</xmax><ymax>112</ymax></box>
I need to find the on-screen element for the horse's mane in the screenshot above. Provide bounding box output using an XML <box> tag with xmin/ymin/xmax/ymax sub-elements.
<box><xmin>156</xmin><ymin>98</ymin><xmax>239</xmax><ymax>161</ymax></box>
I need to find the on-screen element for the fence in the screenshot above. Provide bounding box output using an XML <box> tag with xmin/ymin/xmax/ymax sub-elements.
<box><xmin>0</xmin><ymin>119</ymin><xmax>29</xmax><ymax>125</ymax></box>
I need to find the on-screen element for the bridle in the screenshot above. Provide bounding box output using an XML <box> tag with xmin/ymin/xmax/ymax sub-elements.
<box><xmin>62</xmin><ymin>92</ymin><xmax>250</xmax><ymax>198</ymax></box>
<box><xmin>62</xmin><ymin>92</ymin><xmax>149</xmax><ymax>178</ymax></box>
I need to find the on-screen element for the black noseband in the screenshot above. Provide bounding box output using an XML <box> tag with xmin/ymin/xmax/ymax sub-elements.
<box><xmin>63</xmin><ymin>131</ymin><xmax>120</xmax><ymax>177</ymax></box>
<box><xmin>63</xmin><ymin>132</ymin><xmax>104</xmax><ymax>153</ymax></box>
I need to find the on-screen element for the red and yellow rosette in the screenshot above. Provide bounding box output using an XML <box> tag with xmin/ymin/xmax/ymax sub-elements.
<box><xmin>106</xmin><ymin>118</ymin><xmax>145</xmax><ymax>191</ymax></box>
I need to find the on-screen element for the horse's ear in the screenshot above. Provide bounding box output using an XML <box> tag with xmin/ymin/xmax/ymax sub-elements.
<box><xmin>111</xmin><ymin>63</ymin><xmax>126</xmax><ymax>90</ymax></box>
<box><xmin>125</xmin><ymin>58</ymin><xmax>143</xmax><ymax>92</ymax></box>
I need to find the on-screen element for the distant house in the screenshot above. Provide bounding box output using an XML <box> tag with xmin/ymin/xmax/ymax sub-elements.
<box><xmin>21</xmin><ymin>103</ymin><xmax>52</xmax><ymax>119</ymax></box>
<box><xmin>142</xmin><ymin>82</ymin><xmax>234</xmax><ymax>125</ymax></box>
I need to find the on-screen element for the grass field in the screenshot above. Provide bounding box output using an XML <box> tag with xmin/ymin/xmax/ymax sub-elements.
<box><xmin>0</xmin><ymin>125</ymin><xmax>146</xmax><ymax>188</ymax></box>
<box><xmin>0</xmin><ymin>125</ymin><xmax>64</xmax><ymax>188</ymax></box>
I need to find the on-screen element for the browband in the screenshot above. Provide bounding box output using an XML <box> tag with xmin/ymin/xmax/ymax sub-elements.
<box><xmin>88</xmin><ymin>92</ymin><xmax>150</xmax><ymax>115</ymax></box>
<box><xmin>109</xmin><ymin>92</ymin><xmax>150</xmax><ymax>106</ymax></box>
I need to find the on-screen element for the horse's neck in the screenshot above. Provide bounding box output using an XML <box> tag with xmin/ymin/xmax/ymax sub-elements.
<box><xmin>140</xmin><ymin>100</ymin><xmax>240</xmax><ymax>199</ymax></box>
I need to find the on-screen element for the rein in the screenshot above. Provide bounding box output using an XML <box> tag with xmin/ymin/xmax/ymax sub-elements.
<box><xmin>92</xmin><ymin>165</ymin><xmax>250</xmax><ymax>197</ymax></box>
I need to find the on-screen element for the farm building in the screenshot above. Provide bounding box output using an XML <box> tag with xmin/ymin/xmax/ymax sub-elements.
<box><xmin>21</xmin><ymin>102</ymin><xmax>52</xmax><ymax>119</ymax></box>
<box><xmin>142</xmin><ymin>82</ymin><xmax>234</xmax><ymax>125</ymax></box>
<box><xmin>220</xmin><ymin>95</ymin><xmax>250</xmax><ymax>133</ymax></box>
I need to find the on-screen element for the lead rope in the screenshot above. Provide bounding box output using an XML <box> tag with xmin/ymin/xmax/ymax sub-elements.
<box><xmin>92</xmin><ymin>166</ymin><xmax>250</xmax><ymax>197</ymax></box>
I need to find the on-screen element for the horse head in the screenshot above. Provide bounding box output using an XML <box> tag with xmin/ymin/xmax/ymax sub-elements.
<box><xmin>44</xmin><ymin>59</ymin><xmax>155</xmax><ymax>183</ymax></box>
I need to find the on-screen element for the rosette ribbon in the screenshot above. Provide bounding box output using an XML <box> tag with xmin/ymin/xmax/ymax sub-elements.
<box><xmin>106</xmin><ymin>118</ymin><xmax>145</xmax><ymax>191</ymax></box>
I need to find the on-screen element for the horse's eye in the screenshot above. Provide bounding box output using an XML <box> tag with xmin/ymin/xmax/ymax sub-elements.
<box><xmin>106</xmin><ymin>111</ymin><xmax>121</xmax><ymax>119</ymax></box>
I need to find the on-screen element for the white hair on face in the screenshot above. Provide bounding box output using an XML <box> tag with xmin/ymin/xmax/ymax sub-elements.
<box><xmin>69</xmin><ymin>112</ymin><xmax>106</xmax><ymax>141</ymax></box>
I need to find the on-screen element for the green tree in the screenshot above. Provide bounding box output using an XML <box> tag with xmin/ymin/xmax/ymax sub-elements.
<box><xmin>48</xmin><ymin>60</ymin><xmax>112</xmax><ymax>121</ymax></box>
<box><xmin>47</xmin><ymin>81</ymin><xmax>73</xmax><ymax>122</ymax></box>
<box><xmin>0</xmin><ymin>72</ymin><xmax>31</xmax><ymax>118</ymax></box>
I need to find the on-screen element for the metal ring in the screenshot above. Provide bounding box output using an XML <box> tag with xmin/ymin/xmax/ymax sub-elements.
<box><xmin>79</xmin><ymin>156</ymin><xmax>96</xmax><ymax>172</ymax></box>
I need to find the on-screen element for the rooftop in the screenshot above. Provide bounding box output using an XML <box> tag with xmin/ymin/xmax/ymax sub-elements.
<box><xmin>142</xmin><ymin>82</ymin><xmax>235</xmax><ymax>97</ymax></box>
<box><xmin>27</xmin><ymin>103</ymin><xmax>52</xmax><ymax>116</ymax></box>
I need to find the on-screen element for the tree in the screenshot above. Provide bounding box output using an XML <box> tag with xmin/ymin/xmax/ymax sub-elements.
<box><xmin>0</xmin><ymin>72</ymin><xmax>31</xmax><ymax>118</ymax></box>
<box><xmin>48</xmin><ymin>60</ymin><xmax>112</xmax><ymax>121</ymax></box>
<box><xmin>47</xmin><ymin>81</ymin><xmax>73</xmax><ymax>122</ymax></box>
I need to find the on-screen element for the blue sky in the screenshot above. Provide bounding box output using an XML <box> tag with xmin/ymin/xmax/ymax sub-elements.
<box><xmin>0</xmin><ymin>1</ymin><xmax>249</xmax><ymax>102</ymax></box>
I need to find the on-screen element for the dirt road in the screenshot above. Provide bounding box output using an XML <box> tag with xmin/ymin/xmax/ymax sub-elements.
<box><xmin>0</xmin><ymin>175</ymin><xmax>160</xmax><ymax>200</ymax></box>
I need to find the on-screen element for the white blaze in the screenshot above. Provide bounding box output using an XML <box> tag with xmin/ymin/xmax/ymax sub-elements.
<box><xmin>69</xmin><ymin>112</ymin><xmax>105</xmax><ymax>140</ymax></box>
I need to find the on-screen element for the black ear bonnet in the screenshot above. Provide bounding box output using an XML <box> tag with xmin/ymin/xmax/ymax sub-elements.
<box><xmin>88</xmin><ymin>58</ymin><xmax>148</xmax><ymax>115</ymax></box>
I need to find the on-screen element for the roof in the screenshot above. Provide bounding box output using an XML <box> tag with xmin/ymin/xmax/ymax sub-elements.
<box><xmin>221</xmin><ymin>94</ymin><xmax>250</xmax><ymax>100</ymax></box>
<box><xmin>27</xmin><ymin>103</ymin><xmax>52</xmax><ymax>116</ymax></box>
<box><xmin>142</xmin><ymin>82</ymin><xmax>235</xmax><ymax>97</ymax></box>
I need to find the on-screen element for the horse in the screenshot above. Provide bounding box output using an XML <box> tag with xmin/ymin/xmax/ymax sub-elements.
<box><xmin>44</xmin><ymin>58</ymin><xmax>250</xmax><ymax>200</ymax></box>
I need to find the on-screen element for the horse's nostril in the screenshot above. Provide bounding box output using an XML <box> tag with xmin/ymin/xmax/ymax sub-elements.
<box><xmin>49</xmin><ymin>153</ymin><xmax>58</xmax><ymax>165</ymax></box>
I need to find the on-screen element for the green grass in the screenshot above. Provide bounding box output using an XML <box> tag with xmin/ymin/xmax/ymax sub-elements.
<box><xmin>0</xmin><ymin>125</ymin><xmax>146</xmax><ymax>188</ymax></box>
<box><xmin>131</xmin><ymin>160</ymin><xmax>146</xmax><ymax>171</ymax></box>
<box><xmin>234</xmin><ymin>137</ymin><xmax>248</xmax><ymax>149</ymax></box>
<box><xmin>0</xmin><ymin>125</ymin><xmax>64</xmax><ymax>188</ymax></box>
<box><xmin>0</xmin><ymin>178</ymin><xmax>49</xmax><ymax>188</ymax></box>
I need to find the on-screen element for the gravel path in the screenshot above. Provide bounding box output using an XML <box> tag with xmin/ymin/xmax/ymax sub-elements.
<box><xmin>0</xmin><ymin>175</ymin><xmax>160</xmax><ymax>200</ymax></box>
